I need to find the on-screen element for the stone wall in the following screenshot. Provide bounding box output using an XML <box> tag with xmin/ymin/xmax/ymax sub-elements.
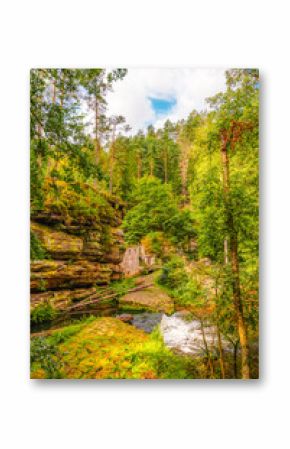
<box><xmin>120</xmin><ymin>245</ymin><xmax>155</xmax><ymax>277</ymax></box>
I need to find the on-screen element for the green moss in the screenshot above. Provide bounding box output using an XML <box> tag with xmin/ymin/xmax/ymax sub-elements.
<box><xmin>31</xmin><ymin>301</ymin><xmax>58</xmax><ymax>325</ymax></box>
<box><xmin>30</xmin><ymin>317</ymin><xmax>200</xmax><ymax>379</ymax></box>
<box><xmin>30</xmin><ymin>231</ymin><xmax>48</xmax><ymax>260</ymax></box>
<box><xmin>118</xmin><ymin>304</ymin><xmax>153</xmax><ymax>313</ymax></box>
<box><xmin>38</xmin><ymin>279</ymin><xmax>48</xmax><ymax>292</ymax></box>
<box><xmin>30</xmin><ymin>317</ymin><xmax>96</xmax><ymax>379</ymax></box>
<box><xmin>47</xmin><ymin>316</ymin><xmax>96</xmax><ymax>345</ymax></box>
<box><xmin>31</xmin><ymin>222</ymin><xmax>83</xmax><ymax>256</ymax></box>
<box><xmin>157</xmin><ymin>256</ymin><xmax>188</xmax><ymax>290</ymax></box>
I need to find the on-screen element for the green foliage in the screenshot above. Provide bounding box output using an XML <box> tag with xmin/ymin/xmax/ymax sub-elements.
<box><xmin>165</xmin><ymin>209</ymin><xmax>196</xmax><ymax>245</ymax></box>
<box><xmin>110</xmin><ymin>277</ymin><xmax>136</xmax><ymax>296</ymax></box>
<box><xmin>130</xmin><ymin>326</ymin><xmax>200</xmax><ymax>379</ymax></box>
<box><xmin>31</xmin><ymin>302</ymin><xmax>57</xmax><ymax>324</ymax></box>
<box><xmin>122</xmin><ymin>177</ymin><xmax>195</xmax><ymax>245</ymax></box>
<box><xmin>191</xmin><ymin>164</ymin><xmax>225</xmax><ymax>261</ymax></box>
<box><xmin>30</xmin><ymin>68</ymin><xmax>127</xmax><ymax>214</ymax></box>
<box><xmin>142</xmin><ymin>231</ymin><xmax>164</xmax><ymax>257</ymax></box>
<box><xmin>30</xmin><ymin>231</ymin><xmax>48</xmax><ymax>260</ymax></box>
<box><xmin>30</xmin><ymin>337</ymin><xmax>63</xmax><ymax>379</ymax></box>
<box><xmin>158</xmin><ymin>257</ymin><xmax>207</xmax><ymax>310</ymax></box>
<box><xmin>30</xmin><ymin>140</ymin><xmax>47</xmax><ymax>211</ymax></box>
<box><xmin>47</xmin><ymin>316</ymin><xmax>96</xmax><ymax>346</ymax></box>
<box><xmin>158</xmin><ymin>256</ymin><xmax>188</xmax><ymax>290</ymax></box>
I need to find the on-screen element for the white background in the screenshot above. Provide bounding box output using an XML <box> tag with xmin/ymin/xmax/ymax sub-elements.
<box><xmin>0</xmin><ymin>0</ymin><xmax>289</xmax><ymax>447</ymax></box>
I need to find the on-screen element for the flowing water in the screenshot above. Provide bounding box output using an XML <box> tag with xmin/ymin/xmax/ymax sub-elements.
<box><xmin>32</xmin><ymin>306</ymin><xmax>231</xmax><ymax>356</ymax></box>
<box><xmin>132</xmin><ymin>311</ymin><xmax>232</xmax><ymax>355</ymax></box>
<box><xmin>131</xmin><ymin>312</ymin><xmax>163</xmax><ymax>333</ymax></box>
<box><xmin>160</xmin><ymin>312</ymin><xmax>231</xmax><ymax>355</ymax></box>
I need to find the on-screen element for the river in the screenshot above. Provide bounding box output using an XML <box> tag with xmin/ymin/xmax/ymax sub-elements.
<box><xmin>31</xmin><ymin>306</ymin><xmax>231</xmax><ymax>356</ymax></box>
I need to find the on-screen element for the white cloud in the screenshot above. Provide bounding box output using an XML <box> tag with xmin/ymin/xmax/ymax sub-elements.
<box><xmin>106</xmin><ymin>68</ymin><xmax>227</xmax><ymax>134</ymax></box>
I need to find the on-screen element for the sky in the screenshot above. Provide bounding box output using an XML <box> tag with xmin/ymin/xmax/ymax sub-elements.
<box><xmin>106</xmin><ymin>68</ymin><xmax>227</xmax><ymax>134</ymax></box>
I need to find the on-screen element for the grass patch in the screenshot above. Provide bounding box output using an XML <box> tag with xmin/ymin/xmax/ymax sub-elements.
<box><xmin>30</xmin><ymin>317</ymin><xmax>200</xmax><ymax>379</ymax></box>
<box><xmin>118</xmin><ymin>303</ymin><xmax>157</xmax><ymax>313</ymax></box>
<box><xmin>110</xmin><ymin>277</ymin><xmax>136</xmax><ymax>296</ymax></box>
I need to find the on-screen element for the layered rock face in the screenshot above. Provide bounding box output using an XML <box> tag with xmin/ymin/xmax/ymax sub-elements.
<box><xmin>31</xmin><ymin>203</ymin><xmax>125</xmax><ymax>312</ymax></box>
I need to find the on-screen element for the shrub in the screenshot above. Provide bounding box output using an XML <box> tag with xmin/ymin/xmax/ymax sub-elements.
<box><xmin>157</xmin><ymin>256</ymin><xmax>188</xmax><ymax>290</ymax></box>
<box><xmin>30</xmin><ymin>337</ymin><xmax>63</xmax><ymax>378</ymax></box>
<box><xmin>141</xmin><ymin>232</ymin><xmax>166</xmax><ymax>258</ymax></box>
<box><xmin>31</xmin><ymin>301</ymin><xmax>57</xmax><ymax>325</ymax></box>
<box><xmin>110</xmin><ymin>277</ymin><xmax>135</xmax><ymax>295</ymax></box>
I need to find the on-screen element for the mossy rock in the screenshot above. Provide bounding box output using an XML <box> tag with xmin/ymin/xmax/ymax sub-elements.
<box><xmin>119</xmin><ymin>285</ymin><xmax>174</xmax><ymax>314</ymax></box>
<box><xmin>31</xmin><ymin>317</ymin><xmax>199</xmax><ymax>379</ymax></box>
<box><xmin>30</xmin><ymin>260</ymin><xmax>112</xmax><ymax>291</ymax></box>
<box><xmin>31</xmin><ymin>222</ymin><xmax>83</xmax><ymax>259</ymax></box>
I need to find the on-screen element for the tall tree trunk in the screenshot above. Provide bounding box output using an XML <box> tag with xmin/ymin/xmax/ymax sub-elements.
<box><xmin>137</xmin><ymin>149</ymin><xmax>142</xmax><ymax>179</ymax></box>
<box><xmin>150</xmin><ymin>154</ymin><xmax>154</xmax><ymax>176</ymax></box>
<box><xmin>214</xmin><ymin>278</ymin><xmax>225</xmax><ymax>379</ymax></box>
<box><xmin>109</xmin><ymin>144</ymin><xmax>114</xmax><ymax>193</ymax></box>
<box><xmin>52</xmin><ymin>75</ymin><xmax>56</xmax><ymax>104</ymax></box>
<box><xmin>224</xmin><ymin>238</ymin><xmax>229</xmax><ymax>264</ymax></box>
<box><xmin>233</xmin><ymin>340</ymin><xmax>239</xmax><ymax>379</ymax></box>
<box><xmin>179</xmin><ymin>139</ymin><xmax>190</xmax><ymax>205</ymax></box>
<box><xmin>164</xmin><ymin>147</ymin><xmax>168</xmax><ymax>183</ymax></box>
<box><xmin>220</xmin><ymin>136</ymin><xmax>250</xmax><ymax>379</ymax></box>
<box><xmin>51</xmin><ymin>71</ymin><xmax>60</xmax><ymax>175</ymax></box>
<box><xmin>216</xmin><ymin>324</ymin><xmax>225</xmax><ymax>379</ymax></box>
<box><xmin>95</xmin><ymin>95</ymin><xmax>100</xmax><ymax>164</ymax></box>
<box><xmin>60</xmin><ymin>70</ymin><xmax>64</xmax><ymax>109</ymax></box>
<box><xmin>200</xmin><ymin>319</ymin><xmax>214</xmax><ymax>378</ymax></box>
<box><xmin>109</xmin><ymin>124</ymin><xmax>116</xmax><ymax>193</ymax></box>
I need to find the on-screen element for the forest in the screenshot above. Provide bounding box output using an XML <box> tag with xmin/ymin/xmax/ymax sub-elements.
<box><xmin>30</xmin><ymin>68</ymin><xmax>259</xmax><ymax>379</ymax></box>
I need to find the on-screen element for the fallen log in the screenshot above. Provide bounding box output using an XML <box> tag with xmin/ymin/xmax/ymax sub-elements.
<box><xmin>66</xmin><ymin>283</ymin><xmax>154</xmax><ymax>312</ymax></box>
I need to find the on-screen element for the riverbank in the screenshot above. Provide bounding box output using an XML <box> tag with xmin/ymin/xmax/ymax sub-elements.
<box><xmin>31</xmin><ymin>316</ymin><xmax>200</xmax><ymax>379</ymax></box>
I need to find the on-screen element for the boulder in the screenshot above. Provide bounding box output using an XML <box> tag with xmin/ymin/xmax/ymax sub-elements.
<box><xmin>119</xmin><ymin>283</ymin><xmax>174</xmax><ymax>314</ymax></box>
<box><xmin>116</xmin><ymin>313</ymin><xmax>134</xmax><ymax>323</ymax></box>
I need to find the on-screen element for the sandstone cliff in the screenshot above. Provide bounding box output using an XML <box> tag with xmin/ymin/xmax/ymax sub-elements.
<box><xmin>30</xmin><ymin>197</ymin><xmax>125</xmax><ymax>314</ymax></box>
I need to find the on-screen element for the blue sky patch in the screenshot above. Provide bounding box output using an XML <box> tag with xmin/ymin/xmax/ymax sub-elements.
<box><xmin>149</xmin><ymin>96</ymin><xmax>177</xmax><ymax>115</ymax></box>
